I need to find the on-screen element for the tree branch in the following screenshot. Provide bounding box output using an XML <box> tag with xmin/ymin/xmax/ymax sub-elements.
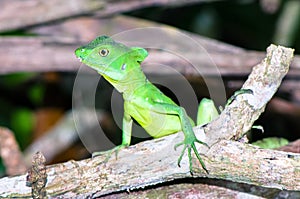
<box><xmin>98</xmin><ymin>182</ymin><xmax>266</xmax><ymax>199</ymax></box>
<box><xmin>0</xmin><ymin>0</ymin><xmax>104</xmax><ymax>32</ymax></box>
<box><xmin>0</xmin><ymin>0</ymin><xmax>221</xmax><ymax>32</ymax></box>
<box><xmin>1</xmin><ymin>15</ymin><xmax>300</xmax><ymax>76</ymax></box>
<box><xmin>0</xmin><ymin>128</ymin><xmax>27</xmax><ymax>176</ymax></box>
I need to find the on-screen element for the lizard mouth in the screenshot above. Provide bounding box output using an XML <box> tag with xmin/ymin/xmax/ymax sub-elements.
<box><xmin>77</xmin><ymin>57</ymin><xmax>83</xmax><ymax>62</ymax></box>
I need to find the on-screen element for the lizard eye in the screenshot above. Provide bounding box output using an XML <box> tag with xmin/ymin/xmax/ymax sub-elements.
<box><xmin>99</xmin><ymin>49</ymin><xmax>109</xmax><ymax>57</ymax></box>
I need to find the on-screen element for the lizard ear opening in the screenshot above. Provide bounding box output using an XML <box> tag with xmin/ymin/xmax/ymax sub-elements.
<box><xmin>130</xmin><ymin>47</ymin><xmax>148</xmax><ymax>63</ymax></box>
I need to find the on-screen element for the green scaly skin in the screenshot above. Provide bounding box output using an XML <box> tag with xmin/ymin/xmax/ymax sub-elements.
<box><xmin>75</xmin><ymin>36</ymin><xmax>216</xmax><ymax>173</ymax></box>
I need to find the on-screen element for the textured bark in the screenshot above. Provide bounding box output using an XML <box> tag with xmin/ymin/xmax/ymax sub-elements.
<box><xmin>0</xmin><ymin>140</ymin><xmax>298</xmax><ymax>198</ymax></box>
<box><xmin>0</xmin><ymin>0</ymin><xmax>104</xmax><ymax>32</ymax></box>
<box><xmin>0</xmin><ymin>0</ymin><xmax>220</xmax><ymax>32</ymax></box>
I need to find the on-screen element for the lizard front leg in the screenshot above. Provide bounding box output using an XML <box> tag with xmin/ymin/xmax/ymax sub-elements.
<box><xmin>92</xmin><ymin>110</ymin><xmax>133</xmax><ymax>161</ymax></box>
<box><xmin>149</xmin><ymin>102</ymin><xmax>209</xmax><ymax>174</ymax></box>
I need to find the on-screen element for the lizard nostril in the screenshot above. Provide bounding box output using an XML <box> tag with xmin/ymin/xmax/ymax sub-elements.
<box><xmin>121</xmin><ymin>64</ymin><xmax>126</xmax><ymax>70</ymax></box>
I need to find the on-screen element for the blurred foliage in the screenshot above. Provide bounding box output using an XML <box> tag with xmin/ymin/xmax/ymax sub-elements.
<box><xmin>0</xmin><ymin>73</ymin><xmax>36</xmax><ymax>88</ymax></box>
<box><xmin>28</xmin><ymin>84</ymin><xmax>46</xmax><ymax>106</ymax></box>
<box><xmin>0</xmin><ymin>159</ymin><xmax>5</xmax><ymax>177</ymax></box>
<box><xmin>0</xmin><ymin>72</ymin><xmax>70</xmax><ymax>151</ymax></box>
<box><xmin>0</xmin><ymin>74</ymin><xmax>37</xmax><ymax>149</ymax></box>
<box><xmin>10</xmin><ymin>108</ymin><xmax>34</xmax><ymax>149</ymax></box>
<box><xmin>252</xmin><ymin>137</ymin><xmax>289</xmax><ymax>149</ymax></box>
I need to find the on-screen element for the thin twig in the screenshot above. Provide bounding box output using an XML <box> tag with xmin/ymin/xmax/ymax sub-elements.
<box><xmin>0</xmin><ymin>127</ymin><xmax>27</xmax><ymax>176</ymax></box>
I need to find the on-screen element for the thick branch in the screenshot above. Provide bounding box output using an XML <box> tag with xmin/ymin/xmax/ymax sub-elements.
<box><xmin>0</xmin><ymin>128</ymin><xmax>27</xmax><ymax>176</ymax></box>
<box><xmin>0</xmin><ymin>0</ymin><xmax>220</xmax><ymax>32</ymax></box>
<box><xmin>0</xmin><ymin>0</ymin><xmax>104</xmax><ymax>32</ymax></box>
<box><xmin>94</xmin><ymin>0</ymin><xmax>221</xmax><ymax>18</ymax></box>
<box><xmin>99</xmin><ymin>182</ymin><xmax>266</xmax><ymax>199</ymax></box>
<box><xmin>0</xmin><ymin>140</ymin><xmax>298</xmax><ymax>198</ymax></box>
<box><xmin>204</xmin><ymin>44</ymin><xmax>294</xmax><ymax>145</ymax></box>
<box><xmin>1</xmin><ymin>16</ymin><xmax>300</xmax><ymax>77</ymax></box>
<box><xmin>0</xmin><ymin>45</ymin><xmax>297</xmax><ymax>198</ymax></box>
<box><xmin>0</xmin><ymin>16</ymin><xmax>300</xmax><ymax>77</ymax></box>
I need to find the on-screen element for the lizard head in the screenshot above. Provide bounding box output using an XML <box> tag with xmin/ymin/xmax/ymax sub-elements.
<box><xmin>75</xmin><ymin>35</ymin><xmax>148</xmax><ymax>82</ymax></box>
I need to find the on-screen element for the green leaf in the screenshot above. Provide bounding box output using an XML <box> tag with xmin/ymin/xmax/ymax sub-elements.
<box><xmin>252</xmin><ymin>137</ymin><xmax>289</xmax><ymax>149</ymax></box>
<box><xmin>10</xmin><ymin>108</ymin><xmax>34</xmax><ymax>149</ymax></box>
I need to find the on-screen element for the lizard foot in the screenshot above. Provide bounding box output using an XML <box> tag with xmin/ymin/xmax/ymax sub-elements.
<box><xmin>175</xmin><ymin>135</ymin><xmax>209</xmax><ymax>174</ymax></box>
<box><xmin>225</xmin><ymin>88</ymin><xmax>253</xmax><ymax>106</ymax></box>
<box><xmin>92</xmin><ymin>144</ymin><xmax>127</xmax><ymax>163</ymax></box>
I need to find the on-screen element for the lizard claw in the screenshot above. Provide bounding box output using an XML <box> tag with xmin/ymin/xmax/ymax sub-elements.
<box><xmin>175</xmin><ymin>136</ymin><xmax>209</xmax><ymax>174</ymax></box>
<box><xmin>92</xmin><ymin>144</ymin><xmax>127</xmax><ymax>163</ymax></box>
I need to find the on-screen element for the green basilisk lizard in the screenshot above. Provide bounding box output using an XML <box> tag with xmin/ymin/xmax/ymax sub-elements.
<box><xmin>75</xmin><ymin>35</ymin><xmax>250</xmax><ymax>173</ymax></box>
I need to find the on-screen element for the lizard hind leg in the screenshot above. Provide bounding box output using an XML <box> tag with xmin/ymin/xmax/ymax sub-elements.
<box><xmin>175</xmin><ymin>134</ymin><xmax>209</xmax><ymax>174</ymax></box>
<box><xmin>196</xmin><ymin>98</ymin><xmax>219</xmax><ymax>126</ymax></box>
